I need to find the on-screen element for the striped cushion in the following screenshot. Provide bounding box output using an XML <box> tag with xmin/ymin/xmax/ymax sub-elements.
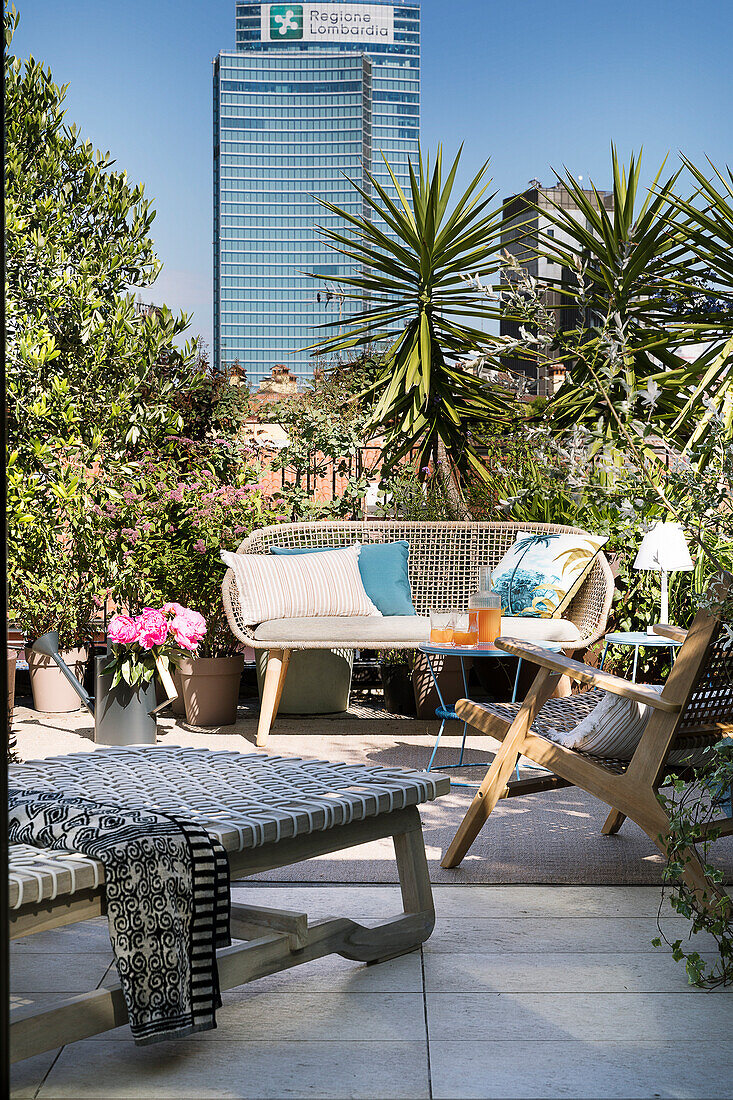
<box><xmin>222</xmin><ymin>543</ymin><xmax>382</xmax><ymax>626</ymax></box>
<box><xmin>546</xmin><ymin>686</ymin><xmax>663</xmax><ymax>759</ymax></box>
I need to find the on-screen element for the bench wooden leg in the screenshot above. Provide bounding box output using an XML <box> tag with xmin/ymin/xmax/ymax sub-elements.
<box><xmin>257</xmin><ymin>649</ymin><xmax>291</xmax><ymax>748</ymax></box>
<box><xmin>602</xmin><ymin>808</ymin><xmax>627</xmax><ymax>835</ymax></box>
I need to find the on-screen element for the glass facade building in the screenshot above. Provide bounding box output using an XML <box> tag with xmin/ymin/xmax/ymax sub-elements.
<box><xmin>213</xmin><ymin>2</ymin><xmax>420</xmax><ymax>382</ymax></box>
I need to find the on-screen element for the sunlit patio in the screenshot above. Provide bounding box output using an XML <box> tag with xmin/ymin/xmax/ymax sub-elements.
<box><xmin>10</xmin><ymin>702</ymin><xmax>733</xmax><ymax>1099</ymax></box>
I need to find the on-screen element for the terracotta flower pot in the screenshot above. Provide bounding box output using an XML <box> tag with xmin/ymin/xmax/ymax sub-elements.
<box><xmin>8</xmin><ymin>650</ymin><xmax>18</xmax><ymax>755</ymax></box>
<box><xmin>178</xmin><ymin>655</ymin><xmax>244</xmax><ymax>727</ymax></box>
<box><xmin>8</xmin><ymin>650</ymin><xmax>17</xmax><ymax>717</ymax></box>
<box><xmin>25</xmin><ymin>646</ymin><xmax>88</xmax><ymax>713</ymax></box>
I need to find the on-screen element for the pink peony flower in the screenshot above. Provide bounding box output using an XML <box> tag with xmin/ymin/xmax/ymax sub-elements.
<box><xmin>162</xmin><ymin>602</ymin><xmax>187</xmax><ymax>618</ymax></box>
<box><xmin>169</xmin><ymin>608</ymin><xmax>207</xmax><ymax>651</ymax></box>
<box><xmin>136</xmin><ymin>608</ymin><xmax>169</xmax><ymax>649</ymax></box>
<box><xmin>107</xmin><ymin>614</ymin><xmax>139</xmax><ymax>645</ymax></box>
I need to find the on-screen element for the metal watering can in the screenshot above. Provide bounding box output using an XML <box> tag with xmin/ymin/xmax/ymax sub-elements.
<box><xmin>29</xmin><ymin>632</ymin><xmax>174</xmax><ymax>745</ymax></box>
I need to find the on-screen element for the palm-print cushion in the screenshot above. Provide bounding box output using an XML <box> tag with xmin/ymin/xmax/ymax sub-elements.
<box><xmin>491</xmin><ymin>531</ymin><xmax>608</xmax><ymax>618</ymax></box>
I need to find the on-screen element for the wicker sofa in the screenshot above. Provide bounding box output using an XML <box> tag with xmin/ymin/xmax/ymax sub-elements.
<box><xmin>222</xmin><ymin>521</ymin><xmax>615</xmax><ymax>745</ymax></box>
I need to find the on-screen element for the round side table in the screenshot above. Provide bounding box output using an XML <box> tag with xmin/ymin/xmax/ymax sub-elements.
<box><xmin>418</xmin><ymin>641</ymin><xmax>563</xmax><ymax>784</ymax></box>
<box><xmin>599</xmin><ymin>631</ymin><xmax>682</xmax><ymax>682</ymax></box>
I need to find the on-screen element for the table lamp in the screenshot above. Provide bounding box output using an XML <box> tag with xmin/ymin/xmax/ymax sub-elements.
<box><xmin>633</xmin><ymin>522</ymin><xmax>694</xmax><ymax>633</ymax></box>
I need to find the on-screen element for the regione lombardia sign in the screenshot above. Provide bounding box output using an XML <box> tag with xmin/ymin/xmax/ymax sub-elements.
<box><xmin>262</xmin><ymin>4</ymin><xmax>395</xmax><ymax>44</ymax></box>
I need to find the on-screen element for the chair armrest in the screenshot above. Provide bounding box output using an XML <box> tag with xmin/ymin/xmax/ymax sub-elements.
<box><xmin>495</xmin><ymin>636</ymin><xmax>681</xmax><ymax>713</ymax></box>
<box><xmin>652</xmin><ymin>624</ymin><xmax>688</xmax><ymax>643</ymax></box>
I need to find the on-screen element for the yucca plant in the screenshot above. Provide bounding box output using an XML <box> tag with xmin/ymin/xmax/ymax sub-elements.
<box><xmin>663</xmin><ymin>157</ymin><xmax>733</xmax><ymax>462</ymax></box>
<box><xmin>306</xmin><ymin>145</ymin><xmax>516</xmax><ymax>482</ymax></box>
<box><xmin>534</xmin><ymin>148</ymin><xmax>710</xmax><ymax>448</ymax></box>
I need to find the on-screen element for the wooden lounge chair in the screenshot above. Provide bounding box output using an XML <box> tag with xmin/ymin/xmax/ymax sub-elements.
<box><xmin>9</xmin><ymin>746</ymin><xmax>449</xmax><ymax>1063</ymax></box>
<box><xmin>442</xmin><ymin>593</ymin><xmax>733</xmax><ymax>899</ymax></box>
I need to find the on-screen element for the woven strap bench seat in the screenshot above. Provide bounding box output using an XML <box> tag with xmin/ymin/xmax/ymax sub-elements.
<box><xmin>9</xmin><ymin>746</ymin><xmax>447</xmax><ymax>909</ymax></box>
<box><xmin>10</xmin><ymin>746</ymin><xmax>448</xmax><ymax>1064</ymax></box>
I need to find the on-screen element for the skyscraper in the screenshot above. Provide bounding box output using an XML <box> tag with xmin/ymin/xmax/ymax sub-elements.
<box><xmin>500</xmin><ymin>182</ymin><xmax>614</xmax><ymax>396</ymax></box>
<box><xmin>213</xmin><ymin>2</ymin><xmax>420</xmax><ymax>382</ymax></box>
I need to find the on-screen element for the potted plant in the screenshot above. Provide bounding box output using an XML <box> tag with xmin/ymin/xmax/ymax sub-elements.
<box><xmin>379</xmin><ymin>650</ymin><xmax>417</xmax><ymax>716</ymax></box>
<box><xmin>103</xmin><ymin>604</ymin><xmax>206</xmax><ymax>743</ymax></box>
<box><xmin>103</xmin><ymin>440</ymin><xmax>277</xmax><ymax>727</ymax></box>
<box><xmin>10</xmin><ymin>527</ymin><xmax>97</xmax><ymax>713</ymax></box>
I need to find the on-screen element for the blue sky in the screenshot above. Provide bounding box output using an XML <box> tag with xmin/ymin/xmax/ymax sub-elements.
<box><xmin>12</xmin><ymin>0</ymin><xmax>732</xmax><ymax>351</ymax></box>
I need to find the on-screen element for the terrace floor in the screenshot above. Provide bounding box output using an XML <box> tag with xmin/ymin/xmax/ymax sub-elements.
<box><xmin>9</xmin><ymin>701</ymin><xmax>733</xmax><ymax>1099</ymax></box>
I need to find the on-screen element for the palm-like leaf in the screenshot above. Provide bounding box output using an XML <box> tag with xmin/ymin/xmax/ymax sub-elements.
<box><xmin>305</xmin><ymin>146</ymin><xmax>515</xmax><ymax>476</ymax></box>
<box><xmin>533</xmin><ymin>148</ymin><xmax>725</xmax><ymax>443</ymax></box>
<box><xmin>661</xmin><ymin>157</ymin><xmax>733</xmax><ymax>456</ymax></box>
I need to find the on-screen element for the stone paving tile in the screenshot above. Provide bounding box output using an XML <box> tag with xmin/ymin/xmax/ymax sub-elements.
<box><xmin>10</xmin><ymin>952</ymin><xmax>113</xmax><ymax>993</ymax></box>
<box><xmin>424</xmin><ymin>950</ymin><xmax>727</xmax><ymax>994</ymax></box>
<box><xmin>38</xmin><ymin>1039</ymin><xmax>431</xmax><ymax>1099</ymax></box>
<box><xmin>424</xmin><ymin>916</ymin><xmax>717</xmax><ymax>954</ymax></box>
<box><xmin>89</xmin><ymin>990</ymin><xmax>427</xmax><ymax>1043</ymax></box>
<box><xmin>429</xmin><ymin>1039</ymin><xmax>733</xmax><ymax>1099</ymax></box>
<box><xmin>426</xmin><ymin>990</ymin><xmax>733</xmax><ymax>1043</ymax></box>
<box><xmin>11</xmin><ymin>918</ymin><xmax>111</xmax><ymax>953</ymax></box>
<box><xmin>234</xmin><ymin>883</ymin><xmax>675</xmax><ymax>919</ymax></box>
<box><xmin>10</xmin><ymin>1049</ymin><xmax>60</xmax><ymax>1099</ymax></box>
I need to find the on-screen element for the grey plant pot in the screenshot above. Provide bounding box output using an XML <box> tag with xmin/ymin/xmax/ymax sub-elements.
<box><xmin>256</xmin><ymin>648</ymin><xmax>354</xmax><ymax>715</ymax></box>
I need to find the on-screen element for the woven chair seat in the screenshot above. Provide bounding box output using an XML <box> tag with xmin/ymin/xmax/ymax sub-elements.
<box><xmin>480</xmin><ymin>690</ymin><xmax>723</xmax><ymax>770</ymax></box>
<box><xmin>9</xmin><ymin>746</ymin><xmax>445</xmax><ymax>909</ymax></box>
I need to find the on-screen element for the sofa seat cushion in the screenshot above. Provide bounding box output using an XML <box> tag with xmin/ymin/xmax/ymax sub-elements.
<box><xmin>254</xmin><ymin>616</ymin><xmax>431</xmax><ymax>647</ymax></box>
<box><xmin>253</xmin><ymin>615</ymin><xmax>580</xmax><ymax>648</ymax></box>
<box><xmin>500</xmin><ymin>617</ymin><xmax>581</xmax><ymax>645</ymax></box>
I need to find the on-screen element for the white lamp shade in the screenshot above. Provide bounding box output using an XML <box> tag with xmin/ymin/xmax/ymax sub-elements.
<box><xmin>633</xmin><ymin>522</ymin><xmax>694</xmax><ymax>572</ymax></box>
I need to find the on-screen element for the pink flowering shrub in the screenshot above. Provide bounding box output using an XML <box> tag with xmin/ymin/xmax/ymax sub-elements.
<box><xmin>99</xmin><ymin>441</ymin><xmax>277</xmax><ymax>657</ymax></box>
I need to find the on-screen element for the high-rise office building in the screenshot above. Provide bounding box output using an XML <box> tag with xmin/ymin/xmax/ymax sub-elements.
<box><xmin>213</xmin><ymin>2</ymin><xmax>420</xmax><ymax>382</ymax></box>
<box><xmin>500</xmin><ymin>182</ymin><xmax>614</xmax><ymax>396</ymax></box>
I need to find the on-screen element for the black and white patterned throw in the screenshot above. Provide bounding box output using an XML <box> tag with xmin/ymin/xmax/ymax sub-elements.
<box><xmin>8</xmin><ymin>788</ymin><xmax>230</xmax><ymax>1045</ymax></box>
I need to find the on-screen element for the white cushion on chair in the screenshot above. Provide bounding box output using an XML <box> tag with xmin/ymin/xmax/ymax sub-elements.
<box><xmin>222</xmin><ymin>544</ymin><xmax>381</xmax><ymax>625</ymax></box>
<box><xmin>546</xmin><ymin>686</ymin><xmax>662</xmax><ymax>759</ymax></box>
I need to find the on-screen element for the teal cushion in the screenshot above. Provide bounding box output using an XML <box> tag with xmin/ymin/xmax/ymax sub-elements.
<box><xmin>271</xmin><ymin>542</ymin><xmax>416</xmax><ymax>617</ymax></box>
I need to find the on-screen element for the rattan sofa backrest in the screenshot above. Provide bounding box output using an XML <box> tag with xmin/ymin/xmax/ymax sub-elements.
<box><xmin>226</xmin><ymin>520</ymin><xmax>614</xmax><ymax>649</ymax></box>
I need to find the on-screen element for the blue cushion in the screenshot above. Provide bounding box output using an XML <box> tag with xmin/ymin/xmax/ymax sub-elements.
<box><xmin>271</xmin><ymin>542</ymin><xmax>416</xmax><ymax>617</ymax></box>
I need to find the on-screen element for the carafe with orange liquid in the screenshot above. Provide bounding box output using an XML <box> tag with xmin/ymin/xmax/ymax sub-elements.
<box><xmin>468</xmin><ymin>566</ymin><xmax>502</xmax><ymax>646</ymax></box>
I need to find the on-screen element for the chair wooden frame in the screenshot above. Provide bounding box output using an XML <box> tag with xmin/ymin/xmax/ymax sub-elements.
<box><xmin>442</xmin><ymin>605</ymin><xmax>733</xmax><ymax>903</ymax></box>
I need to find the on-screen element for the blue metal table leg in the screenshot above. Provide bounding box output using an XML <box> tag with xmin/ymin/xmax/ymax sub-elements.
<box><xmin>425</xmin><ymin>652</ymin><xmax>448</xmax><ymax>772</ymax></box>
<box><xmin>599</xmin><ymin>642</ymin><xmax>610</xmax><ymax>671</ymax></box>
<box><xmin>427</xmin><ymin>716</ymin><xmax>447</xmax><ymax>772</ymax></box>
<box><xmin>631</xmin><ymin>644</ymin><xmax>640</xmax><ymax>684</ymax></box>
<box><xmin>457</xmin><ymin>656</ymin><xmax>469</xmax><ymax>766</ymax></box>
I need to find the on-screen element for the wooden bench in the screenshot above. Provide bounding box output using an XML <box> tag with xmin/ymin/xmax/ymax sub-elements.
<box><xmin>9</xmin><ymin>746</ymin><xmax>449</xmax><ymax>1063</ymax></box>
